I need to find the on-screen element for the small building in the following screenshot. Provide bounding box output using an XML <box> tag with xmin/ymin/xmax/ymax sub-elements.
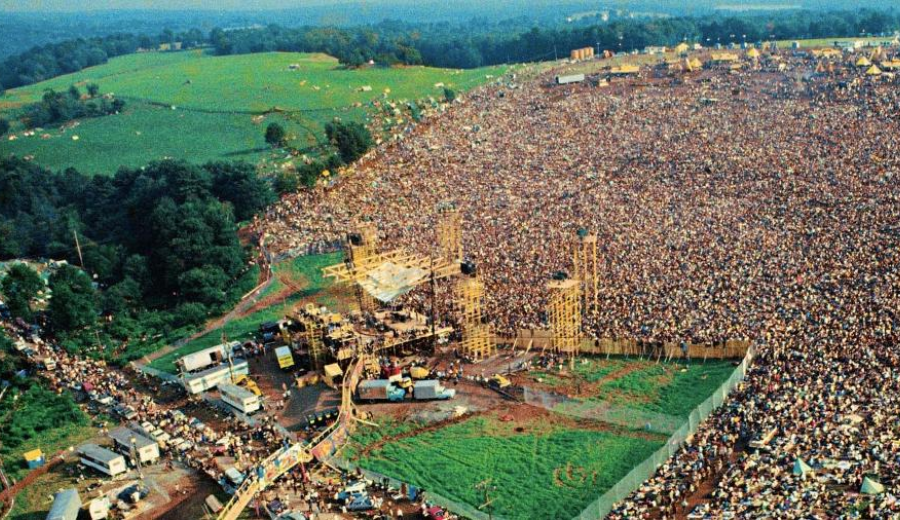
<box><xmin>23</xmin><ymin>448</ymin><xmax>45</xmax><ymax>469</ymax></box>
<box><xmin>47</xmin><ymin>488</ymin><xmax>81</xmax><ymax>520</ymax></box>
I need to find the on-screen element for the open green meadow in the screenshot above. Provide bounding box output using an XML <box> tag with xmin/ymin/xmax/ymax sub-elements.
<box><xmin>0</xmin><ymin>51</ymin><xmax>506</xmax><ymax>176</ymax></box>
<box><xmin>351</xmin><ymin>414</ymin><xmax>667</xmax><ymax>520</ymax></box>
<box><xmin>149</xmin><ymin>251</ymin><xmax>344</xmax><ymax>374</ymax></box>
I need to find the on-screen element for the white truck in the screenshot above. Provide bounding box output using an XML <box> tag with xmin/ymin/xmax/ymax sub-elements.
<box><xmin>177</xmin><ymin>341</ymin><xmax>239</xmax><ymax>373</ymax></box>
<box><xmin>555</xmin><ymin>73</ymin><xmax>585</xmax><ymax>85</ymax></box>
<box><xmin>220</xmin><ymin>383</ymin><xmax>261</xmax><ymax>414</ymax></box>
<box><xmin>413</xmin><ymin>380</ymin><xmax>456</xmax><ymax>400</ymax></box>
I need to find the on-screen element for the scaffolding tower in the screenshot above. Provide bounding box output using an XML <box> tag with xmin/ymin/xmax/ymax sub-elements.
<box><xmin>572</xmin><ymin>233</ymin><xmax>599</xmax><ymax>313</ymax></box>
<box><xmin>456</xmin><ymin>276</ymin><xmax>495</xmax><ymax>362</ymax></box>
<box><xmin>436</xmin><ymin>208</ymin><xmax>463</xmax><ymax>263</ymax></box>
<box><xmin>296</xmin><ymin>311</ymin><xmax>327</xmax><ymax>369</ymax></box>
<box><xmin>546</xmin><ymin>279</ymin><xmax>582</xmax><ymax>365</ymax></box>
<box><xmin>347</xmin><ymin>224</ymin><xmax>379</xmax><ymax>313</ymax></box>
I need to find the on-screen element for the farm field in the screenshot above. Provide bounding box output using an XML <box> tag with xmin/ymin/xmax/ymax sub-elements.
<box><xmin>149</xmin><ymin>251</ymin><xmax>345</xmax><ymax>374</ymax></box>
<box><xmin>350</xmin><ymin>413</ymin><xmax>667</xmax><ymax>520</ymax></box>
<box><xmin>0</xmin><ymin>51</ymin><xmax>506</xmax><ymax>175</ymax></box>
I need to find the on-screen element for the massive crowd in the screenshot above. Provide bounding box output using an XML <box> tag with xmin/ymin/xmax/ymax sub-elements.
<box><xmin>255</xmin><ymin>51</ymin><xmax>900</xmax><ymax>517</ymax></box>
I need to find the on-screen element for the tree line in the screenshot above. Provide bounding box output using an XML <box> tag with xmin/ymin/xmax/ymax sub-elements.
<box><xmin>209</xmin><ymin>9</ymin><xmax>900</xmax><ymax>68</ymax></box>
<box><xmin>1</xmin><ymin>9</ymin><xmax>897</xmax><ymax>94</ymax></box>
<box><xmin>0</xmin><ymin>157</ymin><xmax>275</xmax><ymax>360</ymax></box>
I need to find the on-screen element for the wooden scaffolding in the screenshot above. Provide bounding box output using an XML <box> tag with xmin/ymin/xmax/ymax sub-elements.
<box><xmin>456</xmin><ymin>276</ymin><xmax>495</xmax><ymax>362</ymax></box>
<box><xmin>436</xmin><ymin>208</ymin><xmax>463</xmax><ymax>264</ymax></box>
<box><xmin>346</xmin><ymin>224</ymin><xmax>379</xmax><ymax>313</ymax></box>
<box><xmin>295</xmin><ymin>307</ymin><xmax>327</xmax><ymax>369</ymax></box>
<box><xmin>572</xmin><ymin>233</ymin><xmax>599</xmax><ymax>313</ymax></box>
<box><xmin>546</xmin><ymin>279</ymin><xmax>582</xmax><ymax>365</ymax></box>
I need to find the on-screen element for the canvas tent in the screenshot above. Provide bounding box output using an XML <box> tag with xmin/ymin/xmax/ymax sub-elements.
<box><xmin>855</xmin><ymin>56</ymin><xmax>872</xmax><ymax>68</ymax></box>
<box><xmin>861</xmin><ymin>476</ymin><xmax>885</xmax><ymax>495</ymax></box>
<box><xmin>793</xmin><ymin>458</ymin><xmax>813</xmax><ymax>477</ymax></box>
<box><xmin>866</xmin><ymin>65</ymin><xmax>882</xmax><ymax>76</ymax></box>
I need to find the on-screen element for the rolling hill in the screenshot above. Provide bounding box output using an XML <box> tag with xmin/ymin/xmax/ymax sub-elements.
<box><xmin>0</xmin><ymin>50</ymin><xmax>505</xmax><ymax>175</ymax></box>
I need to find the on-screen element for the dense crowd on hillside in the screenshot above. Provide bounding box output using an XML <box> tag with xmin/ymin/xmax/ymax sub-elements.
<box><xmin>256</xmin><ymin>52</ymin><xmax>900</xmax><ymax>516</ymax></box>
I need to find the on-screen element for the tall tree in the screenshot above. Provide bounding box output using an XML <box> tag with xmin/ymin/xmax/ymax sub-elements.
<box><xmin>48</xmin><ymin>264</ymin><xmax>97</xmax><ymax>332</ymax></box>
<box><xmin>265</xmin><ymin>123</ymin><xmax>286</xmax><ymax>148</ymax></box>
<box><xmin>325</xmin><ymin>121</ymin><xmax>373</xmax><ymax>164</ymax></box>
<box><xmin>1</xmin><ymin>264</ymin><xmax>43</xmax><ymax>321</ymax></box>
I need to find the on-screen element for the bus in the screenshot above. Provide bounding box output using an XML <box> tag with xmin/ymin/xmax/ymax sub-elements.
<box><xmin>220</xmin><ymin>383</ymin><xmax>261</xmax><ymax>414</ymax></box>
<box><xmin>78</xmin><ymin>444</ymin><xmax>127</xmax><ymax>477</ymax></box>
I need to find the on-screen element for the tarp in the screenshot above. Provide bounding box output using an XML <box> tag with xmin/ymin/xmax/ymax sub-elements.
<box><xmin>861</xmin><ymin>476</ymin><xmax>885</xmax><ymax>495</ymax></box>
<box><xmin>359</xmin><ymin>262</ymin><xmax>428</xmax><ymax>302</ymax></box>
<box><xmin>793</xmin><ymin>458</ymin><xmax>813</xmax><ymax>477</ymax></box>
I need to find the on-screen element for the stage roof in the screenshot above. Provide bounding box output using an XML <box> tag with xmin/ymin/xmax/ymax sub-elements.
<box><xmin>359</xmin><ymin>261</ymin><xmax>429</xmax><ymax>302</ymax></box>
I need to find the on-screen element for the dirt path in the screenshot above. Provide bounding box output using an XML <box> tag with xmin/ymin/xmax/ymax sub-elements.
<box><xmin>666</xmin><ymin>441</ymin><xmax>746</xmax><ymax>519</ymax></box>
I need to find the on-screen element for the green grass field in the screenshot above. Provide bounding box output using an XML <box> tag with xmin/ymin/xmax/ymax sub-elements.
<box><xmin>531</xmin><ymin>357</ymin><xmax>737</xmax><ymax>418</ymax></box>
<box><xmin>353</xmin><ymin>415</ymin><xmax>666</xmax><ymax>520</ymax></box>
<box><xmin>149</xmin><ymin>251</ymin><xmax>343</xmax><ymax>374</ymax></box>
<box><xmin>0</xmin><ymin>51</ymin><xmax>505</xmax><ymax>176</ymax></box>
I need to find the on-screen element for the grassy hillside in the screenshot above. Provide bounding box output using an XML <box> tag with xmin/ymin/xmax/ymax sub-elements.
<box><xmin>0</xmin><ymin>51</ymin><xmax>506</xmax><ymax>176</ymax></box>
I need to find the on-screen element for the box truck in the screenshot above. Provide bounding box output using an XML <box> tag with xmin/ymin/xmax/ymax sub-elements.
<box><xmin>413</xmin><ymin>380</ymin><xmax>456</xmax><ymax>400</ymax></box>
<box><xmin>356</xmin><ymin>380</ymin><xmax>406</xmax><ymax>402</ymax></box>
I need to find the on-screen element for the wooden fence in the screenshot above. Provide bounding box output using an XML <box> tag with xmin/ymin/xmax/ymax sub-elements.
<box><xmin>514</xmin><ymin>329</ymin><xmax>750</xmax><ymax>359</ymax></box>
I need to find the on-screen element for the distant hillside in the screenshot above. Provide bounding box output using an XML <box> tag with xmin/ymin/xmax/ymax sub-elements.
<box><xmin>0</xmin><ymin>51</ymin><xmax>504</xmax><ymax>176</ymax></box>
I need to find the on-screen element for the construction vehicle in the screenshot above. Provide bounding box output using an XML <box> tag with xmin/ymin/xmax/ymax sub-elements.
<box><xmin>357</xmin><ymin>380</ymin><xmax>406</xmax><ymax>402</ymax></box>
<box><xmin>275</xmin><ymin>345</ymin><xmax>295</xmax><ymax>370</ymax></box>
<box><xmin>488</xmin><ymin>374</ymin><xmax>511</xmax><ymax>389</ymax></box>
<box><xmin>232</xmin><ymin>374</ymin><xmax>263</xmax><ymax>397</ymax></box>
<box><xmin>413</xmin><ymin>380</ymin><xmax>456</xmax><ymax>400</ymax></box>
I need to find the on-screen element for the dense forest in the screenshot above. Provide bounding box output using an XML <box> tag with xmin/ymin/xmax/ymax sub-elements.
<box><xmin>1</xmin><ymin>8</ymin><xmax>898</xmax><ymax>92</ymax></box>
<box><xmin>0</xmin><ymin>158</ymin><xmax>275</xmax><ymax>360</ymax></box>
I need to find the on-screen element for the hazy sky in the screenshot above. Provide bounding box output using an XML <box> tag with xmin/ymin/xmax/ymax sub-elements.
<box><xmin>0</xmin><ymin>0</ymin><xmax>374</xmax><ymax>11</ymax></box>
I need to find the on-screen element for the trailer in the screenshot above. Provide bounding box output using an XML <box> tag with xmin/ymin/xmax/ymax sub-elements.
<box><xmin>220</xmin><ymin>383</ymin><xmax>261</xmax><ymax>414</ymax></box>
<box><xmin>555</xmin><ymin>73</ymin><xmax>585</xmax><ymax>85</ymax></box>
<box><xmin>77</xmin><ymin>444</ymin><xmax>127</xmax><ymax>477</ymax></box>
<box><xmin>177</xmin><ymin>341</ymin><xmax>239</xmax><ymax>373</ymax></box>
<box><xmin>182</xmin><ymin>359</ymin><xmax>249</xmax><ymax>394</ymax></box>
<box><xmin>413</xmin><ymin>380</ymin><xmax>456</xmax><ymax>400</ymax></box>
<box><xmin>275</xmin><ymin>346</ymin><xmax>295</xmax><ymax>370</ymax></box>
<box><xmin>47</xmin><ymin>488</ymin><xmax>81</xmax><ymax>520</ymax></box>
<box><xmin>356</xmin><ymin>380</ymin><xmax>406</xmax><ymax>402</ymax></box>
<box><xmin>108</xmin><ymin>427</ymin><xmax>160</xmax><ymax>465</ymax></box>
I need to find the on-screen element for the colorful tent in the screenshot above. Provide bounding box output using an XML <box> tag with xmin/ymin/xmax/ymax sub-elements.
<box><xmin>855</xmin><ymin>56</ymin><xmax>872</xmax><ymax>67</ymax></box>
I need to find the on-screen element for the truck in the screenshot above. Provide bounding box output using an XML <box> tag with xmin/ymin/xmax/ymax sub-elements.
<box><xmin>220</xmin><ymin>383</ymin><xmax>261</xmax><ymax>414</ymax></box>
<box><xmin>275</xmin><ymin>346</ymin><xmax>295</xmax><ymax>370</ymax></box>
<box><xmin>413</xmin><ymin>380</ymin><xmax>456</xmax><ymax>400</ymax></box>
<box><xmin>47</xmin><ymin>488</ymin><xmax>81</xmax><ymax>520</ymax></box>
<box><xmin>356</xmin><ymin>380</ymin><xmax>406</xmax><ymax>402</ymax></box>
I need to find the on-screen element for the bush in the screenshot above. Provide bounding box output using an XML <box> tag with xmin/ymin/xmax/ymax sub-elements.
<box><xmin>325</xmin><ymin>121</ymin><xmax>373</xmax><ymax>164</ymax></box>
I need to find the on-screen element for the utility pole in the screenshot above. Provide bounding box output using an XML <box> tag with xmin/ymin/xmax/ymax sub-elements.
<box><xmin>73</xmin><ymin>229</ymin><xmax>84</xmax><ymax>267</ymax></box>
<box><xmin>476</xmin><ymin>478</ymin><xmax>496</xmax><ymax>520</ymax></box>
<box><xmin>430</xmin><ymin>255</ymin><xmax>437</xmax><ymax>349</ymax></box>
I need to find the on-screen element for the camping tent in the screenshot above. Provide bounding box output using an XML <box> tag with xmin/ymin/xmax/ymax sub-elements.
<box><xmin>866</xmin><ymin>65</ymin><xmax>882</xmax><ymax>76</ymax></box>
<box><xmin>861</xmin><ymin>476</ymin><xmax>885</xmax><ymax>495</ymax></box>
<box><xmin>793</xmin><ymin>458</ymin><xmax>813</xmax><ymax>477</ymax></box>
